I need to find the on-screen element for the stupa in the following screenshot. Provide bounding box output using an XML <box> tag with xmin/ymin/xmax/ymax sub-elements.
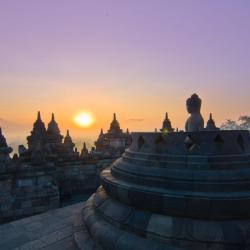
<box><xmin>46</xmin><ymin>113</ymin><xmax>63</xmax><ymax>145</ymax></box>
<box><xmin>161</xmin><ymin>112</ymin><xmax>174</xmax><ymax>132</ymax></box>
<box><xmin>74</xmin><ymin>94</ymin><xmax>250</xmax><ymax>249</ymax></box>
<box><xmin>27</xmin><ymin>111</ymin><xmax>47</xmax><ymax>150</ymax></box>
<box><xmin>0</xmin><ymin>128</ymin><xmax>13</xmax><ymax>163</ymax></box>
<box><xmin>80</xmin><ymin>142</ymin><xmax>90</xmax><ymax>159</ymax></box>
<box><xmin>205</xmin><ymin>113</ymin><xmax>219</xmax><ymax>131</ymax></box>
<box><xmin>95</xmin><ymin>113</ymin><xmax>132</xmax><ymax>158</ymax></box>
<box><xmin>63</xmin><ymin>130</ymin><xmax>75</xmax><ymax>151</ymax></box>
<box><xmin>62</xmin><ymin>129</ymin><xmax>78</xmax><ymax>160</ymax></box>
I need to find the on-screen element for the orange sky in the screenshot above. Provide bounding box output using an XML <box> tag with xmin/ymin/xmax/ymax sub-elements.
<box><xmin>1</xmin><ymin>78</ymin><xmax>248</xmax><ymax>143</ymax></box>
<box><xmin>1</xmin><ymin>1</ymin><xmax>250</xmax><ymax>151</ymax></box>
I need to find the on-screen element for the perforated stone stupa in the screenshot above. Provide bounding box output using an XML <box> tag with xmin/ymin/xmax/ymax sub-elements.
<box><xmin>74</xmin><ymin>94</ymin><xmax>250</xmax><ymax>250</ymax></box>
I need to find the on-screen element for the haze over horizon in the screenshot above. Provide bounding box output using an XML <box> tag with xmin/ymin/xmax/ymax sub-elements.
<box><xmin>0</xmin><ymin>0</ymin><xmax>250</xmax><ymax>151</ymax></box>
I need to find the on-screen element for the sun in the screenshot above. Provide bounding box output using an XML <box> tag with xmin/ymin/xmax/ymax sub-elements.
<box><xmin>74</xmin><ymin>112</ymin><xmax>94</xmax><ymax>128</ymax></box>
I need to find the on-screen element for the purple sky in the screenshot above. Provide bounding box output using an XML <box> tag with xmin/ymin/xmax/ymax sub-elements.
<box><xmin>0</xmin><ymin>0</ymin><xmax>250</xmax><ymax>147</ymax></box>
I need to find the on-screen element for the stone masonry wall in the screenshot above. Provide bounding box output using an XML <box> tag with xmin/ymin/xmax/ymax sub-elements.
<box><xmin>0</xmin><ymin>164</ymin><xmax>60</xmax><ymax>223</ymax></box>
<box><xmin>57</xmin><ymin>159</ymin><xmax>114</xmax><ymax>200</ymax></box>
<box><xmin>0</xmin><ymin>159</ymin><xmax>113</xmax><ymax>223</ymax></box>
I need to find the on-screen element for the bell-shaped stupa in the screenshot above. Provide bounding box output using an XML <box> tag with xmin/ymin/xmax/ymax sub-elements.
<box><xmin>74</xmin><ymin>94</ymin><xmax>250</xmax><ymax>250</ymax></box>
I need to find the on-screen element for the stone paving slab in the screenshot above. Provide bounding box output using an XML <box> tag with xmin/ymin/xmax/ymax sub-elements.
<box><xmin>0</xmin><ymin>202</ymin><xmax>84</xmax><ymax>250</ymax></box>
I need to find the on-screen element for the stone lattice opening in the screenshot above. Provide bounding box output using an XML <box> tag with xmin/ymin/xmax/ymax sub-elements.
<box><xmin>137</xmin><ymin>136</ymin><xmax>145</xmax><ymax>150</ymax></box>
<box><xmin>237</xmin><ymin>134</ymin><xmax>245</xmax><ymax>151</ymax></box>
<box><xmin>184</xmin><ymin>135</ymin><xmax>196</xmax><ymax>151</ymax></box>
<box><xmin>214</xmin><ymin>134</ymin><xmax>224</xmax><ymax>145</ymax></box>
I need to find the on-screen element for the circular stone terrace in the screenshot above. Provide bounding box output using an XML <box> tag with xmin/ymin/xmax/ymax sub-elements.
<box><xmin>74</xmin><ymin>130</ymin><xmax>250</xmax><ymax>250</ymax></box>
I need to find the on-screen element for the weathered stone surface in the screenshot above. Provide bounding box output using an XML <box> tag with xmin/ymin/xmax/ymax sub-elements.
<box><xmin>0</xmin><ymin>202</ymin><xmax>83</xmax><ymax>250</ymax></box>
<box><xmin>75</xmin><ymin>128</ymin><xmax>250</xmax><ymax>249</ymax></box>
<box><xmin>0</xmin><ymin>153</ymin><xmax>113</xmax><ymax>223</ymax></box>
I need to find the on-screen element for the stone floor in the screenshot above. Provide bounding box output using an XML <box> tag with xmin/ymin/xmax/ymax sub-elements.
<box><xmin>0</xmin><ymin>202</ymin><xmax>84</xmax><ymax>250</ymax></box>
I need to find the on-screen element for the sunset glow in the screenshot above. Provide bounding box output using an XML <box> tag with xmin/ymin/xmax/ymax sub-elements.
<box><xmin>74</xmin><ymin>113</ymin><xmax>94</xmax><ymax>128</ymax></box>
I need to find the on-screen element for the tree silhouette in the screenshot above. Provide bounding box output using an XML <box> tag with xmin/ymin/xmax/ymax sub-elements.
<box><xmin>221</xmin><ymin>116</ymin><xmax>250</xmax><ymax>130</ymax></box>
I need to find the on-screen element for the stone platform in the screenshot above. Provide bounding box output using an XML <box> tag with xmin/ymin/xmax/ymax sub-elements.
<box><xmin>0</xmin><ymin>202</ymin><xmax>85</xmax><ymax>250</ymax></box>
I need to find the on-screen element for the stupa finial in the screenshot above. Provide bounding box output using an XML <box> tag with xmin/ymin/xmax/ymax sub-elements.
<box><xmin>100</xmin><ymin>128</ymin><xmax>104</xmax><ymax>136</ymax></box>
<box><xmin>37</xmin><ymin>111</ymin><xmax>41</xmax><ymax>121</ymax></box>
